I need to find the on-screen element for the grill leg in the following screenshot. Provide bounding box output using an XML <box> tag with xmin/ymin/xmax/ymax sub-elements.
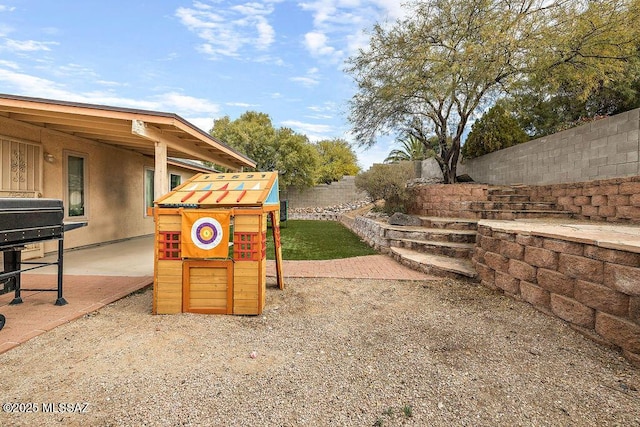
<box><xmin>8</xmin><ymin>249</ymin><xmax>23</xmax><ymax>305</ymax></box>
<box><xmin>2</xmin><ymin>250</ymin><xmax>17</xmax><ymax>293</ymax></box>
<box><xmin>0</xmin><ymin>313</ymin><xmax>5</xmax><ymax>331</ymax></box>
<box><xmin>55</xmin><ymin>238</ymin><xmax>67</xmax><ymax>306</ymax></box>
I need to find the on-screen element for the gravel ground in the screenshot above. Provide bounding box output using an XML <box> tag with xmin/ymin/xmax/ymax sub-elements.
<box><xmin>0</xmin><ymin>277</ymin><xmax>639</xmax><ymax>426</ymax></box>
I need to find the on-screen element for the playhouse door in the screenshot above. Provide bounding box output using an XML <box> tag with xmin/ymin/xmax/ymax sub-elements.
<box><xmin>182</xmin><ymin>260</ymin><xmax>233</xmax><ymax>314</ymax></box>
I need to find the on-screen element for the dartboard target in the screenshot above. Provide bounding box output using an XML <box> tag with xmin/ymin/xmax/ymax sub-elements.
<box><xmin>191</xmin><ymin>217</ymin><xmax>224</xmax><ymax>250</ymax></box>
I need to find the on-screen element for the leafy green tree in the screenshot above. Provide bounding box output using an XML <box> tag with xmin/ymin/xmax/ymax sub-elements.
<box><xmin>510</xmin><ymin>50</ymin><xmax>640</xmax><ymax>137</ymax></box>
<box><xmin>211</xmin><ymin>111</ymin><xmax>318</xmax><ymax>189</ymax></box>
<box><xmin>461</xmin><ymin>103</ymin><xmax>529</xmax><ymax>159</ymax></box>
<box><xmin>272</xmin><ymin>127</ymin><xmax>319</xmax><ymax>189</ymax></box>
<box><xmin>315</xmin><ymin>139</ymin><xmax>360</xmax><ymax>184</ymax></box>
<box><xmin>346</xmin><ymin>0</ymin><xmax>640</xmax><ymax>183</ymax></box>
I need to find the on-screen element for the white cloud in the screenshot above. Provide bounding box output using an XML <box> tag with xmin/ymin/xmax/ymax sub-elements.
<box><xmin>3</xmin><ymin>39</ymin><xmax>58</xmax><ymax>52</ymax></box>
<box><xmin>298</xmin><ymin>0</ymin><xmax>408</xmax><ymax>62</ymax></box>
<box><xmin>304</xmin><ymin>31</ymin><xmax>338</xmax><ymax>58</ymax></box>
<box><xmin>153</xmin><ymin>92</ymin><xmax>220</xmax><ymax>116</ymax></box>
<box><xmin>96</xmin><ymin>80</ymin><xmax>127</xmax><ymax>87</ymax></box>
<box><xmin>291</xmin><ymin>76</ymin><xmax>319</xmax><ymax>87</ymax></box>
<box><xmin>226</xmin><ymin>101</ymin><xmax>259</xmax><ymax>108</ymax></box>
<box><xmin>0</xmin><ymin>68</ymin><xmax>77</xmax><ymax>101</ymax></box>
<box><xmin>187</xmin><ymin>116</ymin><xmax>215</xmax><ymax>132</ymax></box>
<box><xmin>0</xmin><ymin>5</ymin><xmax>16</xmax><ymax>12</ymax></box>
<box><xmin>0</xmin><ymin>66</ymin><xmax>220</xmax><ymax>122</ymax></box>
<box><xmin>280</xmin><ymin>119</ymin><xmax>334</xmax><ymax>141</ymax></box>
<box><xmin>290</xmin><ymin>67</ymin><xmax>321</xmax><ymax>87</ymax></box>
<box><xmin>0</xmin><ymin>59</ymin><xmax>18</xmax><ymax>69</ymax></box>
<box><xmin>176</xmin><ymin>1</ymin><xmax>277</xmax><ymax>59</ymax></box>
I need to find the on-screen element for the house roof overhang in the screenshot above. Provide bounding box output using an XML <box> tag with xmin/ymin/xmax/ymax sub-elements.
<box><xmin>0</xmin><ymin>93</ymin><xmax>256</xmax><ymax>170</ymax></box>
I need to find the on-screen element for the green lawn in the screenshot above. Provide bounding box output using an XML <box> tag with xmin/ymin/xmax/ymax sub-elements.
<box><xmin>266</xmin><ymin>220</ymin><xmax>377</xmax><ymax>260</ymax></box>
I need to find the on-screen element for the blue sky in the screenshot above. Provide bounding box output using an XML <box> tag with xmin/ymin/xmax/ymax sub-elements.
<box><xmin>0</xmin><ymin>0</ymin><xmax>407</xmax><ymax>170</ymax></box>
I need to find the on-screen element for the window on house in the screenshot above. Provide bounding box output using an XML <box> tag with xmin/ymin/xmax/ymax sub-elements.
<box><xmin>170</xmin><ymin>174</ymin><xmax>181</xmax><ymax>190</ymax></box>
<box><xmin>66</xmin><ymin>154</ymin><xmax>87</xmax><ymax>218</ymax></box>
<box><xmin>145</xmin><ymin>168</ymin><xmax>155</xmax><ymax>210</ymax></box>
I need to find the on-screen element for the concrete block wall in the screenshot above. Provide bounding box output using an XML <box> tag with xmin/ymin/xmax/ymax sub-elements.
<box><xmin>473</xmin><ymin>224</ymin><xmax>640</xmax><ymax>367</ymax></box>
<box><xmin>458</xmin><ymin>108</ymin><xmax>640</xmax><ymax>185</ymax></box>
<box><xmin>282</xmin><ymin>176</ymin><xmax>368</xmax><ymax>209</ymax></box>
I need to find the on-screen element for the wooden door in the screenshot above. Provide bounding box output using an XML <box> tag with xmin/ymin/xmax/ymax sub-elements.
<box><xmin>182</xmin><ymin>260</ymin><xmax>233</xmax><ymax>314</ymax></box>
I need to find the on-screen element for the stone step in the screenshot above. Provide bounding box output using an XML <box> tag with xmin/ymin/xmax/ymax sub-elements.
<box><xmin>487</xmin><ymin>194</ymin><xmax>532</xmax><ymax>202</ymax></box>
<box><xmin>418</xmin><ymin>216</ymin><xmax>478</xmax><ymax>230</ymax></box>
<box><xmin>384</xmin><ymin>225</ymin><xmax>477</xmax><ymax>244</ymax></box>
<box><xmin>390</xmin><ymin>247</ymin><xmax>478</xmax><ymax>280</ymax></box>
<box><xmin>478</xmin><ymin>210</ymin><xmax>574</xmax><ymax>220</ymax></box>
<box><xmin>390</xmin><ymin>238</ymin><xmax>475</xmax><ymax>258</ymax></box>
<box><xmin>472</xmin><ymin>201</ymin><xmax>560</xmax><ymax>211</ymax></box>
<box><xmin>488</xmin><ymin>186</ymin><xmax>531</xmax><ymax>196</ymax></box>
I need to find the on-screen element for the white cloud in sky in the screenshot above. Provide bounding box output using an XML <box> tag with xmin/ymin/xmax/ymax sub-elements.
<box><xmin>281</xmin><ymin>119</ymin><xmax>334</xmax><ymax>141</ymax></box>
<box><xmin>153</xmin><ymin>92</ymin><xmax>220</xmax><ymax>116</ymax></box>
<box><xmin>290</xmin><ymin>67</ymin><xmax>321</xmax><ymax>87</ymax></box>
<box><xmin>187</xmin><ymin>117</ymin><xmax>215</xmax><ymax>132</ymax></box>
<box><xmin>176</xmin><ymin>1</ymin><xmax>277</xmax><ymax>59</ymax></box>
<box><xmin>0</xmin><ymin>5</ymin><xmax>16</xmax><ymax>12</ymax></box>
<box><xmin>0</xmin><ymin>59</ymin><xmax>18</xmax><ymax>69</ymax></box>
<box><xmin>299</xmin><ymin>0</ymin><xmax>407</xmax><ymax>62</ymax></box>
<box><xmin>3</xmin><ymin>39</ymin><xmax>58</xmax><ymax>52</ymax></box>
<box><xmin>0</xmin><ymin>65</ymin><xmax>221</xmax><ymax>121</ymax></box>
<box><xmin>304</xmin><ymin>31</ymin><xmax>338</xmax><ymax>59</ymax></box>
<box><xmin>226</xmin><ymin>101</ymin><xmax>259</xmax><ymax>108</ymax></box>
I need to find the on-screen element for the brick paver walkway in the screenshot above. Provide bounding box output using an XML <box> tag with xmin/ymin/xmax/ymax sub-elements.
<box><xmin>0</xmin><ymin>274</ymin><xmax>152</xmax><ymax>354</ymax></box>
<box><xmin>267</xmin><ymin>255</ymin><xmax>434</xmax><ymax>280</ymax></box>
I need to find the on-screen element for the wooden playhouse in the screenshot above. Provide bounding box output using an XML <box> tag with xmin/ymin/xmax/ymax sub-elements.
<box><xmin>152</xmin><ymin>171</ymin><xmax>284</xmax><ymax>315</ymax></box>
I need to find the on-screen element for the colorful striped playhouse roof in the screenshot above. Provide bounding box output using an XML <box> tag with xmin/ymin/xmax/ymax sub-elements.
<box><xmin>155</xmin><ymin>171</ymin><xmax>279</xmax><ymax>208</ymax></box>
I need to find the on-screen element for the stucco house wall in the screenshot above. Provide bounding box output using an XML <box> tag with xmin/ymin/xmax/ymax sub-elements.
<box><xmin>1</xmin><ymin>115</ymin><xmax>198</xmax><ymax>253</ymax></box>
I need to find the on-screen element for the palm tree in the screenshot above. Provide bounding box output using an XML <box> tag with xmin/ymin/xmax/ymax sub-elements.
<box><xmin>384</xmin><ymin>134</ymin><xmax>436</xmax><ymax>163</ymax></box>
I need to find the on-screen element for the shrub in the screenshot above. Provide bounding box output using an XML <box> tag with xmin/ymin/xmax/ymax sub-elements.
<box><xmin>355</xmin><ymin>162</ymin><xmax>416</xmax><ymax>214</ymax></box>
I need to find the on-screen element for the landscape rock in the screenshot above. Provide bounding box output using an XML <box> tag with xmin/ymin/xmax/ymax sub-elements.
<box><xmin>388</xmin><ymin>212</ymin><xmax>422</xmax><ymax>226</ymax></box>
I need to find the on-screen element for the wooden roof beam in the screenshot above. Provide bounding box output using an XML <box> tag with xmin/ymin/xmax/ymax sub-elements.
<box><xmin>131</xmin><ymin>120</ymin><xmax>243</xmax><ymax>171</ymax></box>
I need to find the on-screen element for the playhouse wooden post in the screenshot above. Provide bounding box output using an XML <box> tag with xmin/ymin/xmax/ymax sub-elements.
<box><xmin>269</xmin><ymin>210</ymin><xmax>285</xmax><ymax>290</ymax></box>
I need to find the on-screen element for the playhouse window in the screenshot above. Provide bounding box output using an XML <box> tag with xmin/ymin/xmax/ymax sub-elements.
<box><xmin>159</xmin><ymin>231</ymin><xmax>181</xmax><ymax>260</ymax></box>
<box><xmin>233</xmin><ymin>232</ymin><xmax>260</xmax><ymax>261</ymax></box>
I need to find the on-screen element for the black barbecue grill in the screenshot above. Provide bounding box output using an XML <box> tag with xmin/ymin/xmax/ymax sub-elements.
<box><xmin>0</xmin><ymin>198</ymin><xmax>86</xmax><ymax>331</ymax></box>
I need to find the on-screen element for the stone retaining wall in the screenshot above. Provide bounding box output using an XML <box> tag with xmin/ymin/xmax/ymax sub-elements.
<box><xmin>523</xmin><ymin>176</ymin><xmax>640</xmax><ymax>223</ymax></box>
<box><xmin>472</xmin><ymin>224</ymin><xmax>640</xmax><ymax>366</ymax></box>
<box><xmin>348</xmin><ymin>216</ymin><xmax>389</xmax><ymax>253</ymax></box>
<box><xmin>408</xmin><ymin>176</ymin><xmax>640</xmax><ymax>223</ymax></box>
<box><xmin>408</xmin><ymin>184</ymin><xmax>490</xmax><ymax>218</ymax></box>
